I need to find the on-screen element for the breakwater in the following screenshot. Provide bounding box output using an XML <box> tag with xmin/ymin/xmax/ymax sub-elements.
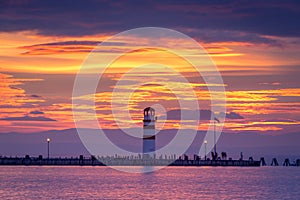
<box><xmin>1</xmin><ymin>155</ymin><xmax>299</xmax><ymax>167</ymax></box>
<box><xmin>0</xmin><ymin>155</ymin><xmax>272</xmax><ymax>167</ymax></box>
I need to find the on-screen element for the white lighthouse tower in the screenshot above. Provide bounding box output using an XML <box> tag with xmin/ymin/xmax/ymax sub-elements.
<box><xmin>143</xmin><ymin>107</ymin><xmax>156</xmax><ymax>159</ymax></box>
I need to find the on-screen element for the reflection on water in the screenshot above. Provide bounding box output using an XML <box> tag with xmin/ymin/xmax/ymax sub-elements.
<box><xmin>0</xmin><ymin>166</ymin><xmax>299</xmax><ymax>199</ymax></box>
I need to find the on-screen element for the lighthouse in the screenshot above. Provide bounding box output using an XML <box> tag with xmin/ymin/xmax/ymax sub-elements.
<box><xmin>143</xmin><ymin>107</ymin><xmax>156</xmax><ymax>159</ymax></box>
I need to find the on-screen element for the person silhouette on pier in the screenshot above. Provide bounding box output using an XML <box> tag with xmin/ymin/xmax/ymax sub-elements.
<box><xmin>211</xmin><ymin>152</ymin><xmax>218</xmax><ymax>160</ymax></box>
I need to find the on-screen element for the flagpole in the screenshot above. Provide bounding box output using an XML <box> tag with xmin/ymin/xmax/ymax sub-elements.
<box><xmin>214</xmin><ymin>120</ymin><xmax>216</xmax><ymax>154</ymax></box>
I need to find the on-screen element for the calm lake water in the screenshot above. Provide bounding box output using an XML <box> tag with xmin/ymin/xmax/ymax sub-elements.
<box><xmin>0</xmin><ymin>166</ymin><xmax>299</xmax><ymax>199</ymax></box>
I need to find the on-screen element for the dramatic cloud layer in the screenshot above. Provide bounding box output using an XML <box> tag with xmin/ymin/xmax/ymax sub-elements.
<box><xmin>0</xmin><ymin>1</ymin><xmax>299</xmax><ymax>136</ymax></box>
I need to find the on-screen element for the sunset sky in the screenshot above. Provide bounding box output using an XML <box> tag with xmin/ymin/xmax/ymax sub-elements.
<box><xmin>0</xmin><ymin>0</ymin><xmax>300</xmax><ymax>136</ymax></box>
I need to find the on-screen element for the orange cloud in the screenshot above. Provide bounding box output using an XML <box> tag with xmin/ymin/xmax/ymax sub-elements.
<box><xmin>1</xmin><ymin>30</ymin><xmax>300</xmax><ymax>133</ymax></box>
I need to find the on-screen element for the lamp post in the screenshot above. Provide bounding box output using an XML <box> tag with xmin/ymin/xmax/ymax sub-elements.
<box><xmin>204</xmin><ymin>140</ymin><xmax>207</xmax><ymax>160</ymax></box>
<box><xmin>47</xmin><ymin>138</ymin><xmax>50</xmax><ymax>159</ymax></box>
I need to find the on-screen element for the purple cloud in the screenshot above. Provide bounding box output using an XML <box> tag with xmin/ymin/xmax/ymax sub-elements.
<box><xmin>29</xmin><ymin>110</ymin><xmax>44</xmax><ymax>115</ymax></box>
<box><xmin>30</xmin><ymin>94</ymin><xmax>41</xmax><ymax>98</ymax></box>
<box><xmin>166</xmin><ymin>109</ymin><xmax>244</xmax><ymax>120</ymax></box>
<box><xmin>224</xmin><ymin>112</ymin><xmax>244</xmax><ymax>119</ymax></box>
<box><xmin>0</xmin><ymin>115</ymin><xmax>56</xmax><ymax>121</ymax></box>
